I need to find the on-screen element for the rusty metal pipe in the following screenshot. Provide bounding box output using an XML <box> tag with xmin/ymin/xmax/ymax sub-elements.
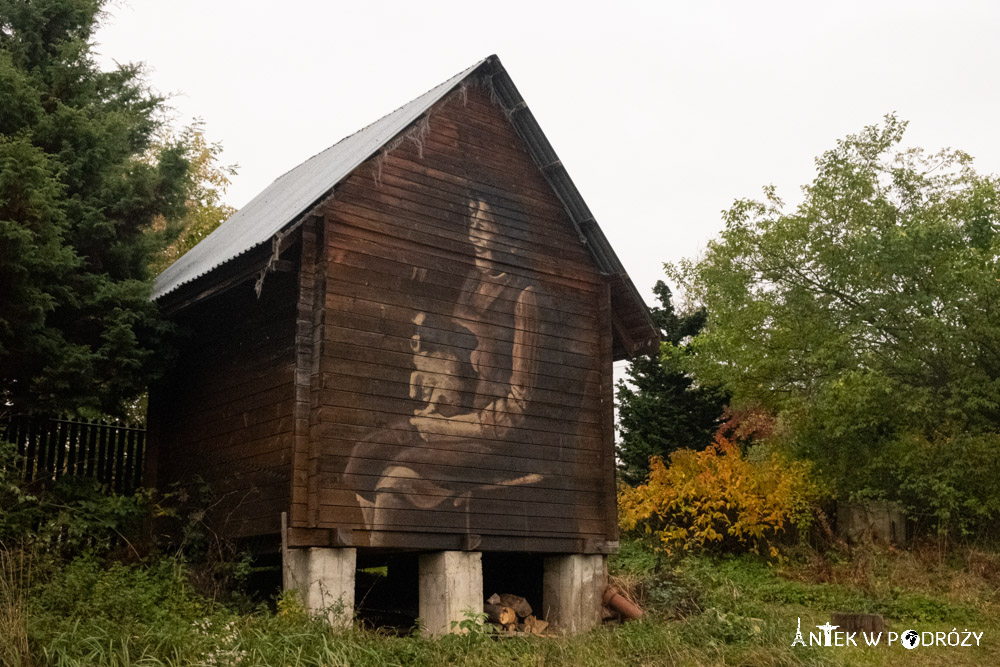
<box><xmin>602</xmin><ymin>585</ymin><xmax>643</xmax><ymax>621</ymax></box>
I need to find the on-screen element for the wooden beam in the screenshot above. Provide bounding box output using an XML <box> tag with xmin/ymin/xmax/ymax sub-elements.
<box><xmin>307</xmin><ymin>215</ymin><xmax>327</xmax><ymax>526</ymax></box>
<box><xmin>286</xmin><ymin>526</ymin><xmax>354</xmax><ymax>548</ymax></box>
<box><xmin>598</xmin><ymin>278</ymin><xmax>619</xmax><ymax>542</ymax></box>
<box><xmin>287</xmin><ymin>526</ymin><xmax>333</xmax><ymax>548</ymax></box>
<box><xmin>610</xmin><ymin>309</ymin><xmax>638</xmax><ymax>357</ymax></box>
<box><xmin>351</xmin><ymin>529</ymin><xmax>617</xmax><ymax>554</ymax></box>
<box><xmin>292</xmin><ymin>220</ymin><xmax>317</xmax><ymax>528</ymax></box>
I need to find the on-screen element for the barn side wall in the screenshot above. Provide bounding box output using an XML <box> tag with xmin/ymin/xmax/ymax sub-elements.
<box><xmin>299</xmin><ymin>81</ymin><xmax>617</xmax><ymax>553</ymax></box>
<box><xmin>150</xmin><ymin>270</ymin><xmax>297</xmax><ymax>540</ymax></box>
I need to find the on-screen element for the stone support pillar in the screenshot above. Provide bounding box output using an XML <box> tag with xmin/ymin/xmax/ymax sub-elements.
<box><xmin>283</xmin><ymin>547</ymin><xmax>356</xmax><ymax>628</ymax></box>
<box><xmin>542</xmin><ymin>554</ymin><xmax>606</xmax><ymax>634</ymax></box>
<box><xmin>418</xmin><ymin>551</ymin><xmax>483</xmax><ymax>636</ymax></box>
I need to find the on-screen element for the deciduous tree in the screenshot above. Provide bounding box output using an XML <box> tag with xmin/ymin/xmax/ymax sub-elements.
<box><xmin>669</xmin><ymin>115</ymin><xmax>1000</xmax><ymax>511</ymax></box>
<box><xmin>148</xmin><ymin>123</ymin><xmax>236</xmax><ymax>275</ymax></box>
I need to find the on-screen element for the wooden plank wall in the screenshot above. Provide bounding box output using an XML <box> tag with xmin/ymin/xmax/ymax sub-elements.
<box><xmin>311</xmin><ymin>80</ymin><xmax>615</xmax><ymax>551</ymax></box>
<box><xmin>154</xmin><ymin>271</ymin><xmax>297</xmax><ymax>539</ymax></box>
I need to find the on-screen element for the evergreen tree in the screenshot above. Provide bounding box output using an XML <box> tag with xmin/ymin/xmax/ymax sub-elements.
<box><xmin>616</xmin><ymin>281</ymin><xmax>728</xmax><ymax>485</ymax></box>
<box><xmin>0</xmin><ymin>0</ymin><xmax>190</xmax><ymax>416</ymax></box>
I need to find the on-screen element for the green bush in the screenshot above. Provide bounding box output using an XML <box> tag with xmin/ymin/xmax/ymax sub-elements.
<box><xmin>31</xmin><ymin>557</ymin><xmax>204</xmax><ymax>627</ymax></box>
<box><xmin>0</xmin><ymin>439</ymin><xmax>152</xmax><ymax>560</ymax></box>
<box><xmin>870</xmin><ymin>431</ymin><xmax>1000</xmax><ymax>540</ymax></box>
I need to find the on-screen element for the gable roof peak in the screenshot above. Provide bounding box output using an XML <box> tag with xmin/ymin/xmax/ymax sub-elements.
<box><xmin>153</xmin><ymin>55</ymin><xmax>658</xmax><ymax>357</ymax></box>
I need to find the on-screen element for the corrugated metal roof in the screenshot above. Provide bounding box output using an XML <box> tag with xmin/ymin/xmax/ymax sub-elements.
<box><xmin>152</xmin><ymin>58</ymin><xmax>488</xmax><ymax>300</ymax></box>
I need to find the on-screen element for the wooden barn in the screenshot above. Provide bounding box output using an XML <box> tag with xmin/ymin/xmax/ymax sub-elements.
<box><xmin>148</xmin><ymin>55</ymin><xmax>657</xmax><ymax>634</ymax></box>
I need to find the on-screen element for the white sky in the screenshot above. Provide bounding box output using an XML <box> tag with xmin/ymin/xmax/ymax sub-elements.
<box><xmin>95</xmin><ymin>0</ymin><xmax>1000</xmax><ymax>310</ymax></box>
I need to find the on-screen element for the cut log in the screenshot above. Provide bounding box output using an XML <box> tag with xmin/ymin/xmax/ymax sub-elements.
<box><xmin>486</xmin><ymin>593</ymin><xmax>501</xmax><ymax>606</ymax></box>
<box><xmin>523</xmin><ymin>614</ymin><xmax>536</xmax><ymax>633</ymax></box>
<box><xmin>499</xmin><ymin>606</ymin><xmax>517</xmax><ymax>626</ymax></box>
<box><xmin>497</xmin><ymin>593</ymin><xmax>532</xmax><ymax>618</ymax></box>
<box><xmin>484</xmin><ymin>603</ymin><xmax>502</xmax><ymax>624</ymax></box>
<box><xmin>522</xmin><ymin>615</ymin><xmax>549</xmax><ymax>635</ymax></box>
<box><xmin>484</xmin><ymin>603</ymin><xmax>518</xmax><ymax>628</ymax></box>
<box><xmin>531</xmin><ymin>618</ymin><xmax>548</xmax><ymax>634</ymax></box>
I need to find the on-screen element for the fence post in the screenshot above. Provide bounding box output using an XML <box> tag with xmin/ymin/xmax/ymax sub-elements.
<box><xmin>54</xmin><ymin>419</ymin><xmax>67</xmax><ymax>480</ymax></box>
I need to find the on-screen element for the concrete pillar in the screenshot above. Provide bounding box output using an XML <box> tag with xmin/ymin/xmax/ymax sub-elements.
<box><xmin>283</xmin><ymin>547</ymin><xmax>356</xmax><ymax>628</ymax></box>
<box><xmin>543</xmin><ymin>554</ymin><xmax>606</xmax><ymax>634</ymax></box>
<box><xmin>418</xmin><ymin>551</ymin><xmax>483</xmax><ymax>637</ymax></box>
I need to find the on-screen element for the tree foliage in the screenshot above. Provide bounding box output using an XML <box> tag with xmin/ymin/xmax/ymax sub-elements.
<box><xmin>148</xmin><ymin>122</ymin><xmax>236</xmax><ymax>275</ymax></box>
<box><xmin>616</xmin><ymin>280</ymin><xmax>728</xmax><ymax>485</ymax></box>
<box><xmin>669</xmin><ymin>115</ymin><xmax>1000</xmax><ymax>518</ymax></box>
<box><xmin>874</xmin><ymin>431</ymin><xmax>1000</xmax><ymax>538</ymax></box>
<box><xmin>0</xmin><ymin>0</ymin><xmax>202</xmax><ymax>416</ymax></box>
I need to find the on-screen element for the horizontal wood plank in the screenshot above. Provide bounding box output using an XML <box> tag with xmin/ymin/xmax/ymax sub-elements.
<box><xmin>315</xmin><ymin>390</ymin><xmax>601</xmax><ymax>441</ymax></box>
<box><xmin>316</xmin><ymin>373</ymin><xmax>600</xmax><ymax>422</ymax></box>
<box><xmin>320</xmin><ymin>364</ymin><xmax>599</xmax><ymax>412</ymax></box>
<box><xmin>321</xmin><ymin>338</ymin><xmax>601</xmax><ymax>391</ymax></box>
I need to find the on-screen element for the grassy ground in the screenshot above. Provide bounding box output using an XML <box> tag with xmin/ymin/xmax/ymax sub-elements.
<box><xmin>3</xmin><ymin>541</ymin><xmax>998</xmax><ymax>666</ymax></box>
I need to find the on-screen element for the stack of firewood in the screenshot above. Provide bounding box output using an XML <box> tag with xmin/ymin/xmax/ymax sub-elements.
<box><xmin>484</xmin><ymin>593</ymin><xmax>549</xmax><ymax>635</ymax></box>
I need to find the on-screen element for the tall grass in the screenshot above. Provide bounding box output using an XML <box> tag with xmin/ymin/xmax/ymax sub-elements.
<box><xmin>8</xmin><ymin>541</ymin><xmax>1000</xmax><ymax>666</ymax></box>
<box><xmin>28</xmin><ymin>619</ymin><xmax>759</xmax><ymax>667</ymax></box>
<box><xmin>0</xmin><ymin>543</ymin><xmax>31</xmax><ymax>666</ymax></box>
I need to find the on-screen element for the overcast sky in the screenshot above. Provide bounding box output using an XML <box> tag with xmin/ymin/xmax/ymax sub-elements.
<box><xmin>95</xmin><ymin>1</ymin><xmax>1000</xmax><ymax>310</ymax></box>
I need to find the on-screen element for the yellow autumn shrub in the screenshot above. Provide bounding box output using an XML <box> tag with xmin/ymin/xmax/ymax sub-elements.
<box><xmin>618</xmin><ymin>436</ymin><xmax>819</xmax><ymax>556</ymax></box>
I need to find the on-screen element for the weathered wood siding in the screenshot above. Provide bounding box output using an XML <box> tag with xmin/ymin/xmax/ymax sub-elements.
<box><xmin>153</xmin><ymin>271</ymin><xmax>297</xmax><ymax>539</ymax></box>
<box><xmin>301</xmin><ymin>81</ymin><xmax>616</xmax><ymax>551</ymax></box>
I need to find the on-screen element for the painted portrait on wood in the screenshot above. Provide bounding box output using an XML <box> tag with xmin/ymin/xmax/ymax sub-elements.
<box><xmin>339</xmin><ymin>191</ymin><xmax>557</xmax><ymax>541</ymax></box>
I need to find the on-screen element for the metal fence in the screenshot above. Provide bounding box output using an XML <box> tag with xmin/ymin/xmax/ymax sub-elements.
<box><xmin>1</xmin><ymin>415</ymin><xmax>146</xmax><ymax>494</ymax></box>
